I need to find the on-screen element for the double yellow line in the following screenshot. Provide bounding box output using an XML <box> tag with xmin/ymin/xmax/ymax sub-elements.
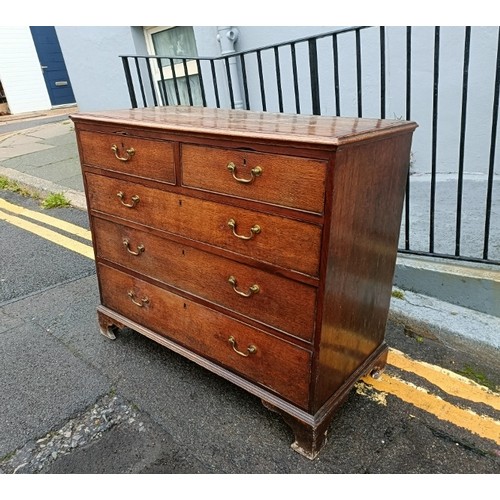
<box><xmin>0</xmin><ymin>197</ymin><xmax>94</xmax><ymax>260</ymax></box>
<box><xmin>361</xmin><ymin>350</ymin><xmax>500</xmax><ymax>445</ymax></box>
<box><xmin>1</xmin><ymin>195</ymin><xmax>499</xmax><ymax>446</ymax></box>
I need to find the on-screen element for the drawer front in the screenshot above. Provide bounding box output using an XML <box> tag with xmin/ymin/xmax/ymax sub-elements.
<box><xmin>78</xmin><ymin>130</ymin><xmax>176</xmax><ymax>184</ymax></box>
<box><xmin>182</xmin><ymin>144</ymin><xmax>327</xmax><ymax>214</ymax></box>
<box><xmin>93</xmin><ymin>217</ymin><xmax>317</xmax><ymax>341</ymax></box>
<box><xmin>98</xmin><ymin>263</ymin><xmax>312</xmax><ymax>408</ymax></box>
<box><xmin>86</xmin><ymin>173</ymin><xmax>322</xmax><ymax>277</ymax></box>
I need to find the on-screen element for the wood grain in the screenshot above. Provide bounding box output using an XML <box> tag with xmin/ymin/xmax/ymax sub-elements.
<box><xmin>85</xmin><ymin>172</ymin><xmax>323</xmax><ymax>277</ymax></box>
<box><xmin>98</xmin><ymin>263</ymin><xmax>312</xmax><ymax>408</ymax></box>
<box><xmin>181</xmin><ymin>144</ymin><xmax>327</xmax><ymax>213</ymax></box>
<box><xmin>79</xmin><ymin>130</ymin><xmax>176</xmax><ymax>184</ymax></box>
<box><xmin>93</xmin><ymin>216</ymin><xmax>317</xmax><ymax>341</ymax></box>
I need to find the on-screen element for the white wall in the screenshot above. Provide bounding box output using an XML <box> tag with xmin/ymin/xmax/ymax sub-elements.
<box><xmin>0</xmin><ymin>26</ymin><xmax>51</xmax><ymax>114</ymax></box>
<box><xmin>55</xmin><ymin>26</ymin><xmax>150</xmax><ymax>112</ymax></box>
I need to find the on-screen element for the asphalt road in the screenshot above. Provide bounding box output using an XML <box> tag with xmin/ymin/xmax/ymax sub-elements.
<box><xmin>0</xmin><ymin>189</ymin><xmax>499</xmax><ymax>476</ymax></box>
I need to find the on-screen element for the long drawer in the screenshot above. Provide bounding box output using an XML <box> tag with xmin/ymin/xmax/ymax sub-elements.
<box><xmin>181</xmin><ymin>144</ymin><xmax>327</xmax><ymax>214</ymax></box>
<box><xmin>78</xmin><ymin>130</ymin><xmax>176</xmax><ymax>184</ymax></box>
<box><xmin>85</xmin><ymin>172</ymin><xmax>322</xmax><ymax>277</ymax></box>
<box><xmin>98</xmin><ymin>263</ymin><xmax>312</xmax><ymax>409</ymax></box>
<box><xmin>93</xmin><ymin>217</ymin><xmax>317</xmax><ymax>341</ymax></box>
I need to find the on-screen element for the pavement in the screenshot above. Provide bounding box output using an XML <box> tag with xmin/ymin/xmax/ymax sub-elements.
<box><xmin>0</xmin><ymin>108</ymin><xmax>499</xmax><ymax>475</ymax></box>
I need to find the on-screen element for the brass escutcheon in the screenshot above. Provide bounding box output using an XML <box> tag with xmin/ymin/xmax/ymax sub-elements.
<box><xmin>228</xmin><ymin>336</ymin><xmax>257</xmax><ymax>357</ymax></box>
<box><xmin>228</xmin><ymin>276</ymin><xmax>260</xmax><ymax>297</ymax></box>
<box><xmin>227</xmin><ymin>162</ymin><xmax>262</xmax><ymax>184</ymax></box>
<box><xmin>227</xmin><ymin>218</ymin><xmax>261</xmax><ymax>240</ymax></box>
<box><xmin>111</xmin><ymin>144</ymin><xmax>135</xmax><ymax>162</ymax></box>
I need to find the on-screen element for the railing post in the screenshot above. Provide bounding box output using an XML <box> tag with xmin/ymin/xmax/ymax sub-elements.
<box><xmin>121</xmin><ymin>56</ymin><xmax>138</xmax><ymax>109</ymax></box>
<box><xmin>217</xmin><ymin>26</ymin><xmax>244</xmax><ymax>109</ymax></box>
<box><xmin>308</xmin><ymin>39</ymin><xmax>321</xmax><ymax>115</ymax></box>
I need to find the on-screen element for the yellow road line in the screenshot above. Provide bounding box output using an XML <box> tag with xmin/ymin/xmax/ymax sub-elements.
<box><xmin>362</xmin><ymin>374</ymin><xmax>500</xmax><ymax>445</ymax></box>
<box><xmin>0</xmin><ymin>208</ymin><xmax>95</xmax><ymax>260</ymax></box>
<box><xmin>0</xmin><ymin>197</ymin><xmax>92</xmax><ymax>241</ymax></box>
<box><xmin>388</xmin><ymin>349</ymin><xmax>500</xmax><ymax>411</ymax></box>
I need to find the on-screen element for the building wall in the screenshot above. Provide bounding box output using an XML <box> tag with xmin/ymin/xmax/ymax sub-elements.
<box><xmin>55</xmin><ymin>26</ymin><xmax>150</xmax><ymax>112</ymax></box>
<box><xmin>0</xmin><ymin>26</ymin><xmax>51</xmax><ymax>114</ymax></box>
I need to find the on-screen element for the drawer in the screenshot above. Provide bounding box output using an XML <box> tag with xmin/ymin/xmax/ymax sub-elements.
<box><xmin>181</xmin><ymin>144</ymin><xmax>327</xmax><ymax>214</ymax></box>
<box><xmin>86</xmin><ymin>173</ymin><xmax>322</xmax><ymax>277</ymax></box>
<box><xmin>78</xmin><ymin>130</ymin><xmax>176</xmax><ymax>184</ymax></box>
<box><xmin>98</xmin><ymin>263</ymin><xmax>312</xmax><ymax>409</ymax></box>
<box><xmin>93</xmin><ymin>217</ymin><xmax>317</xmax><ymax>341</ymax></box>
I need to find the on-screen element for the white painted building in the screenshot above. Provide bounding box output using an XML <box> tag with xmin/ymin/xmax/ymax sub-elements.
<box><xmin>0</xmin><ymin>26</ymin><xmax>51</xmax><ymax>114</ymax></box>
<box><xmin>0</xmin><ymin>26</ymin><xmax>76</xmax><ymax>115</ymax></box>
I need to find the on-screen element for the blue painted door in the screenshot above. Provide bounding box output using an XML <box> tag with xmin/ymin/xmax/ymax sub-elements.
<box><xmin>30</xmin><ymin>26</ymin><xmax>76</xmax><ymax>106</ymax></box>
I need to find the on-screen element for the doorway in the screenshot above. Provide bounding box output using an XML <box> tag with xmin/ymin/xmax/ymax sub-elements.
<box><xmin>30</xmin><ymin>26</ymin><xmax>76</xmax><ymax>107</ymax></box>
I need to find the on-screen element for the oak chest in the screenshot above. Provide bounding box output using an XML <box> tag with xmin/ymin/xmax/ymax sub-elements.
<box><xmin>72</xmin><ymin>106</ymin><xmax>416</xmax><ymax>459</ymax></box>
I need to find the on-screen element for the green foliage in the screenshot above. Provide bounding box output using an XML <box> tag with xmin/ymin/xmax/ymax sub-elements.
<box><xmin>457</xmin><ymin>366</ymin><xmax>498</xmax><ymax>392</ymax></box>
<box><xmin>41</xmin><ymin>192</ymin><xmax>71</xmax><ymax>209</ymax></box>
<box><xmin>391</xmin><ymin>289</ymin><xmax>405</xmax><ymax>300</ymax></box>
<box><xmin>0</xmin><ymin>176</ymin><xmax>37</xmax><ymax>198</ymax></box>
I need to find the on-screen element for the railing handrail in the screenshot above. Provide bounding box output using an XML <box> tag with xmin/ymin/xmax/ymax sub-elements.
<box><xmin>119</xmin><ymin>25</ymin><xmax>370</xmax><ymax>62</ymax></box>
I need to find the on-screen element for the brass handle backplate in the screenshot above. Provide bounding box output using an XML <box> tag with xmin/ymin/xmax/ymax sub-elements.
<box><xmin>111</xmin><ymin>144</ymin><xmax>135</xmax><ymax>162</ymax></box>
<box><xmin>228</xmin><ymin>276</ymin><xmax>260</xmax><ymax>297</ymax></box>
<box><xmin>117</xmin><ymin>191</ymin><xmax>140</xmax><ymax>208</ymax></box>
<box><xmin>128</xmin><ymin>290</ymin><xmax>149</xmax><ymax>307</ymax></box>
<box><xmin>123</xmin><ymin>238</ymin><xmax>145</xmax><ymax>256</ymax></box>
<box><xmin>227</xmin><ymin>218</ymin><xmax>261</xmax><ymax>240</ymax></box>
<box><xmin>228</xmin><ymin>336</ymin><xmax>257</xmax><ymax>357</ymax></box>
<box><xmin>227</xmin><ymin>162</ymin><xmax>262</xmax><ymax>184</ymax></box>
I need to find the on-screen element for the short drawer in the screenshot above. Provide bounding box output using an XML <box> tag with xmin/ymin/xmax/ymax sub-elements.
<box><xmin>78</xmin><ymin>130</ymin><xmax>176</xmax><ymax>184</ymax></box>
<box><xmin>86</xmin><ymin>173</ymin><xmax>322</xmax><ymax>277</ymax></box>
<box><xmin>181</xmin><ymin>144</ymin><xmax>327</xmax><ymax>214</ymax></box>
<box><xmin>98</xmin><ymin>263</ymin><xmax>312</xmax><ymax>409</ymax></box>
<box><xmin>93</xmin><ymin>217</ymin><xmax>317</xmax><ymax>341</ymax></box>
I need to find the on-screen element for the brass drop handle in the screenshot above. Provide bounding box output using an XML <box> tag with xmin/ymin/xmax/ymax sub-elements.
<box><xmin>117</xmin><ymin>191</ymin><xmax>140</xmax><ymax>208</ymax></box>
<box><xmin>227</xmin><ymin>162</ymin><xmax>262</xmax><ymax>184</ymax></box>
<box><xmin>228</xmin><ymin>276</ymin><xmax>260</xmax><ymax>297</ymax></box>
<box><xmin>228</xmin><ymin>336</ymin><xmax>257</xmax><ymax>357</ymax></box>
<box><xmin>123</xmin><ymin>238</ymin><xmax>145</xmax><ymax>256</ymax></box>
<box><xmin>128</xmin><ymin>290</ymin><xmax>149</xmax><ymax>307</ymax></box>
<box><xmin>227</xmin><ymin>218</ymin><xmax>261</xmax><ymax>240</ymax></box>
<box><xmin>111</xmin><ymin>144</ymin><xmax>135</xmax><ymax>162</ymax></box>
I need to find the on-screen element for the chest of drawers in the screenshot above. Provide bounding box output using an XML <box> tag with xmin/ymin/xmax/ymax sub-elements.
<box><xmin>72</xmin><ymin>106</ymin><xmax>416</xmax><ymax>459</ymax></box>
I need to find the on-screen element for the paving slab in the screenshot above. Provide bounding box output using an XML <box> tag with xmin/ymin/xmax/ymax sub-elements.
<box><xmin>0</xmin><ymin>142</ymin><xmax>78</xmax><ymax>171</ymax></box>
<box><xmin>24</xmin><ymin>121</ymin><xmax>74</xmax><ymax>140</ymax></box>
<box><xmin>0</xmin><ymin>141</ymin><xmax>53</xmax><ymax>160</ymax></box>
<box><xmin>19</xmin><ymin>160</ymin><xmax>83</xmax><ymax>189</ymax></box>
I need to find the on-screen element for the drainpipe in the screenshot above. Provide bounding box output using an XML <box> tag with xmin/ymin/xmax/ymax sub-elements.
<box><xmin>217</xmin><ymin>26</ymin><xmax>244</xmax><ymax>109</ymax></box>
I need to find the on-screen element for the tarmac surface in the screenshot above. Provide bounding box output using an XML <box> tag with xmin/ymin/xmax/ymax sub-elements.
<box><xmin>0</xmin><ymin>108</ymin><xmax>499</xmax><ymax>476</ymax></box>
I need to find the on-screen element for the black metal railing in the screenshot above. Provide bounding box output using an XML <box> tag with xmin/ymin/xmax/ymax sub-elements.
<box><xmin>120</xmin><ymin>26</ymin><xmax>499</xmax><ymax>266</ymax></box>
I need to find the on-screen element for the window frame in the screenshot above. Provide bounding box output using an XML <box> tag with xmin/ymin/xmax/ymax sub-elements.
<box><xmin>143</xmin><ymin>26</ymin><xmax>200</xmax><ymax>105</ymax></box>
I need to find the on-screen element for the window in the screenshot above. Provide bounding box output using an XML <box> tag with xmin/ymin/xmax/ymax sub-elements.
<box><xmin>144</xmin><ymin>26</ymin><xmax>202</xmax><ymax>106</ymax></box>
